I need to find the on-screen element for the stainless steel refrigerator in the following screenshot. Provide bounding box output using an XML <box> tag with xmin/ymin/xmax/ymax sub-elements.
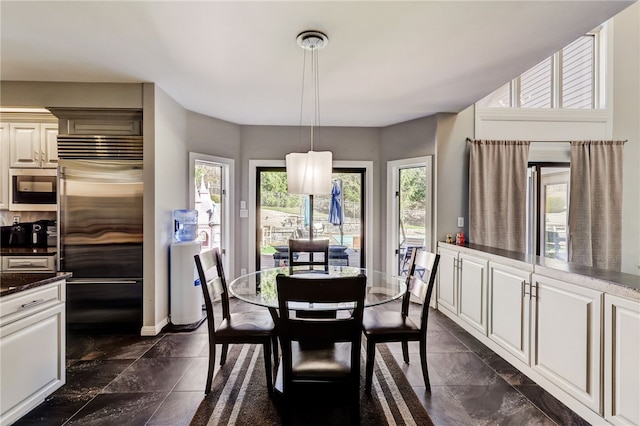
<box><xmin>59</xmin><ymin>159</ymin><xmax>143</xmax><ymax>331</ymax></box>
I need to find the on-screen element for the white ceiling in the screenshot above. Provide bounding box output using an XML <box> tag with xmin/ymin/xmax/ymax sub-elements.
<box><xmin>0</xmin><ymin>1</ymin><xmax>635</xmax><ymax>127</ymax></box>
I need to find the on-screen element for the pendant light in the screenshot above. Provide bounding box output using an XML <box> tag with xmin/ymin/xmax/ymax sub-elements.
<box><xmin>286</xmin><ymin>30</ymin><xmax>333</xmax><ymax>195</ymax></box>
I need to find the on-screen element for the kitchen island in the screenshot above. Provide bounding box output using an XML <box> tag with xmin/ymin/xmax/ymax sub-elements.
<box><xmin>0</xmin><ymin>272</ymin><xmax>70</xmax><ymax>425</ymax></box>
<box><xmin>436</xmin><ymin>242</ymin><xmax>640</xmax><ymax>426</ymax></box>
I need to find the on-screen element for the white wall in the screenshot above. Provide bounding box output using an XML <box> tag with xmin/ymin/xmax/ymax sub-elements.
<box><xmin>613</xmin><ymin>2</ymin><xmax>640</xmax><ymax>274</ymax></box>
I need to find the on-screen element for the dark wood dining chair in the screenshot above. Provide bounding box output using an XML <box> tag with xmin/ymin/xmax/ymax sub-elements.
<box><xmin>362</xmin><ymin>248</ymin><xmax>440</xmax><ymax>394</ymax></box>
<box><xmin>275</xmin><ymin>273</ymin><xmax>367</xmax><ymax>424</ymax></box>
<box><xmin>288</xmin><ymin>238</ymin><xmax>330</xmax><ymax>272</ymax></box>
<box><xmin>194</xmin><ymin>248</ymin><xmax>277</xmax><ymax>395</ymax></box>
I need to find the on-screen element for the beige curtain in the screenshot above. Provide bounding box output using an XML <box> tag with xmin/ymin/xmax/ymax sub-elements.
<box><xmin>469</xmin><ymin>140</ymin><xmax>530</xmax><ymax>253</ymax></box>
<box><xmin>568</xmin><ymin>140</ymin><xmax>624</xmax><ymax>271</ymax></box>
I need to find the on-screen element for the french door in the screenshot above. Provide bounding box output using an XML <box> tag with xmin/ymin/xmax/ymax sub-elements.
<box><xmin>387</xmin><ymin>156</ymin><xmax>432</xmax><ymax>276</ymax></box>
<box><xmin>189</xmin><ymin>152</ymin><xmax>234</xmax><ymax>275</ymax></box>
<box><xmin>256</xmin><ymin>167</ymin><xmax>365</xmax><ymax>271</ymax></box>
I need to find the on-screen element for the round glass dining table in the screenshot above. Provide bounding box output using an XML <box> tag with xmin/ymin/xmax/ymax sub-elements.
<box><xmin>228</xmin><ymin>266</ymin><xmax>407</xmax><ymax>310</ymax></box>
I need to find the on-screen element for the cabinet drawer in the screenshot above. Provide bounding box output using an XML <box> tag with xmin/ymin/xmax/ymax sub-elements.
<box><xmin>0</xmin><ymin>284</ymin><xmax>62</xmax><ymax>325</ymax></box>
<box><xmin>2</xmin><ymin>256</ymin><xmax>55</xmax><ymax>272</ymax></box>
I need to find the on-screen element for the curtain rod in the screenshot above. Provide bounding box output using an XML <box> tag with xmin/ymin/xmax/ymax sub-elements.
<box><xmin>466</xmin><ymin>138</ymin><xmax>627</xmax><ymax>144</ymax></box>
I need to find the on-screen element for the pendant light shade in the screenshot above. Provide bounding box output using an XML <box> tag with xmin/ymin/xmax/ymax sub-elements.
<box><xmin>286</xmin><ymin>30</ymin><xmax>332</xmax><ymax>195</ymax></box>
<box><xmin>285</xmin><ymin>150</ymin><xmax>333</xmax><ymax>194</ymax></box>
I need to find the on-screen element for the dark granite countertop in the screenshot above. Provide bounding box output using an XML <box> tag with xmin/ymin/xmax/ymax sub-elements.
<box><xmin>439</xmin><ymin>241</ymin><xmax>640</xmax><ymax>296</ymax></box>
<box><xmin>0</xmin><ymin>247</ymin><xmax>57</xmax><ymax>256</ymax></box>
<box><xmin>0</xmin><ymin>272</ymin><xmax>71</xmax><ymax>297</ymax></box>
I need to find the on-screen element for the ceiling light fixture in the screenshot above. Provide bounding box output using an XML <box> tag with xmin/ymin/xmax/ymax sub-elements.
<box><xmin>286</xmin><ymin>30</ymin><xmax>332</xmax><ymax>195</ymax></box>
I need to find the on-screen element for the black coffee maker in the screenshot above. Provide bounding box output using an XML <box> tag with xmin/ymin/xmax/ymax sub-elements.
<box><xmin>0</xmin><ymin>220</ymin><xmax>52</xmax><ymax>248</ymax></box>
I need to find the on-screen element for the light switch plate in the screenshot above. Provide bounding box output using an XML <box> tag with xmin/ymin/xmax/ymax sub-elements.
<box><xmin>457</xmin><ymin>217</ymin><xmax>464</xmax><ymax>227</ymax></box>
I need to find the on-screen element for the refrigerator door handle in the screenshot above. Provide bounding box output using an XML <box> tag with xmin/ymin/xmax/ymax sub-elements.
<box><xmin>68</xmin><ymin>280</ymin><xmax>140</xmax><ymax>285</ymax></box>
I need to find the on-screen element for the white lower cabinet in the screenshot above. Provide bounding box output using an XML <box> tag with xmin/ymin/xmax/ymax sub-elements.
<box><xmin>604</xmin><ymin>294</ymin><xmax>640</xmax><ymax>426</ymax></box>
<box><xmin>0</xmin><ymin>281</ymin><xmax>66</xmax><ymax>426</ymax></box>
<box><xmin>436</xmin><ymin>246</ymin><xmax>458</xmax><ymax>315</ymax></box>
<box><xmin>458</xmin><ymin>253</ymin><xmax>488</xmax><ymax>334</ymax></box>
<box><xmin>488</xmin><ymin>262</ymin><xmax>531</xmax><ymax>364</ymax></box>
<box><xmin>531</xmin><ymin>274</ymin><xmax>602</xmax><ymax>413</ymax></box>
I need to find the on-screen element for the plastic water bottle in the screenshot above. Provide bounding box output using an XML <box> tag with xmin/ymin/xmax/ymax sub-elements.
<box><xmin>174</xmin><ymin>209</ymin><xmax>198</xmax><ymax>242</ymax></box>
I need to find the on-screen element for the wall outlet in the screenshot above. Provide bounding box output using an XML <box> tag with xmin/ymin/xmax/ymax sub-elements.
<box><xmin>457</xmin><ymin>217</ymin><xmax>464</xmax><ymax>227</ymax></box>
<box><xmin>240</xmin><ymin>268</ymin><xmax>247</xmax><ymax>276</ymax></box>
<box><xmin>13</xmin><ymin>215</ymin><xmax>20</xmax><ymax>224</ymax></box>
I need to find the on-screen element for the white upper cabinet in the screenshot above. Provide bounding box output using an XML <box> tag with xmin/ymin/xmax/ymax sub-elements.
<box><xmin>9</xmin><ymin>123</ymin><xmax>58</xmax><ymax>169</ymax></box>
<box><xmin>0</xmin><ymin>124</ymin><xmax>9</xmax><ymax>210</ymax></box>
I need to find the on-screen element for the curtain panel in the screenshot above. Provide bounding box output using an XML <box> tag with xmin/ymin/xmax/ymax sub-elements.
<box><xmin>568</xmin><ymin>140</ymin><xmax>625</xmax><ymax>271</ymax></box>
<box><xmin>469</xmin><ymin>140</ymin><xmax>530</xmax><ymax>253</ymax></box>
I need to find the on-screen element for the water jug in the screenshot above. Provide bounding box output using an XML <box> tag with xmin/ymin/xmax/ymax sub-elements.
<box><xmin>174</xmin><ymin>209</ymin><xmax>198</xmax><ymax>242</ymax></box>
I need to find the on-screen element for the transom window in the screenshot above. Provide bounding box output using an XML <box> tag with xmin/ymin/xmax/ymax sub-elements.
<box><xmin>478</xmin><ymin>31</ymin><xmax>600</xmax><ymax>110</ymax></box>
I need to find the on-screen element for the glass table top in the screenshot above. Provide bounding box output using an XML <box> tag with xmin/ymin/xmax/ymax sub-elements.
<box><xmin>228</xmin><ymin>266</ymin><xmax>407</xmax><ymax>310</ymax></box>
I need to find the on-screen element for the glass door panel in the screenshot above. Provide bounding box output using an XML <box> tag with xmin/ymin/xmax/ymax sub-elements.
<box><xmin>257</xmin><ymin>168</ymin><xmax>363</xmax><ymax>270</ymax></box>
<box><xmin>396</xmin><ymin>166</ymin><xmax>427</xmax><ymax>275</ymax></box>
<box><xmin>194</xmin><ymin>161</ymin><xmax>222</xmax><ymax>251</ymax></box>
<box><xmin>540</xmin><ymin>168</ymin><xmax>569</xmax><ymax>261</ymax></box>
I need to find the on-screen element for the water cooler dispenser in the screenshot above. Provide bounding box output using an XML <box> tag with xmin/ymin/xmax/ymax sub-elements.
<box><xmin>170</xmin><ymin>210</ymin><xmax>203</xmax><ymax>325</ymax></box>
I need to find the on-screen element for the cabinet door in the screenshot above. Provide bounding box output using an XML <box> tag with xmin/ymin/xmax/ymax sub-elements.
<box><xmin>488</xmin><ymin>263</ymin><xmax>531</xmax><ymax>364</ymax></box>
<box><xmin>531</xmin><ymin>274</ymin><xmax>602</xmax><ymax>413</ymax></box>
<box><xmin>0</xmin><ymin>123</ymin><xmax>8</xmax><ymax>210</ymax></box>
<box><xmin>458</xmin><ymin>253</ymin><xmax>488</xmax><ymax>334</ymax></box>
<box><xmin>9</xmin><ymin>123</ymin><xmax>40</xmax><ymax>168</ymax></box>
<box><xmin>0</xmin><ymin>304</ymin><xmax>65</xmax><ymax>425</ymax></box>
<box><xmin>40</xmin><ymin>124</ymin><xmax>59</xmax><ymax>168</ymax></box>
<box><xmin>604</xmin><ymin>294</ymin><xmax>640</xmax><ymax>426</ymax></box>
<box><xmin>437</xmin><ymin>247</ymin><xmax>458</xmax><ymax>315</ymax></box>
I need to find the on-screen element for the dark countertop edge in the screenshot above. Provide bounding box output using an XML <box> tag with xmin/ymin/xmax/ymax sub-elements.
<box><xmin>438</xmin><ymin>241</ymin><xmax>640</xmax><ymax>294</ymax></box>
<box><xmin>0</xmin><ymin>272</ymin><xmax>71</xmax><ymax>297</ymax></box>
<box><xmin>0</xmin><ymin>247</ymin><xmax>57</xmax><ymax>256</ymax></box>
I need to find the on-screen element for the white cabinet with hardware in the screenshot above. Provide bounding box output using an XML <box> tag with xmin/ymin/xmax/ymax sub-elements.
<box><xmin>531</xmin><ymin>273</ymin><xmax>602</xmax><ymax>413</ymax></box>
<box><xmin>0</xmin><ymin>123</ymin><xmax>8</xmax><ymax>210</ymax></box>
<box><xmin>0</xmin><ymin>279</ymin><xmax>66</xmax><ymax>426</ymax></box>
<box><xmin>436</xmin><ymin>246</ymin><xmax>488</xmax><ymax>334</ymax></box>
<box><xmin>604</xmin><ymin>294</ymin><xmax>640</xmax><ymax>426</ymax></box>
<box><xmin>488</xmin><ymin>262</ymin><xmax>532</xmax><ymax>364</ymax></box>
<box><xmin>1</xmin><ymin>255</ymin><xmax>56</xmax><ymax>273</ymax></box>
<box><xmin>436</xmin><ymin>246</ymin><xmax>459</xmax><ymax>315</ymax></box>
<box><xmin>458</xmin><ymin>252</ymin><xmax>488</xmax><ymax>334</ymax></box>
<box><xmin>9</xmin><ymin>123</ymin><xmax>58</xmax><ymax>169</ymax></box>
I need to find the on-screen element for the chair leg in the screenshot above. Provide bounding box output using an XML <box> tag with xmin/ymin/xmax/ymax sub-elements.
<box><xmin>365</xmin><ymin>339</ymin><xmax>376</xmax><ymax>394</ymax></box>
<box><xmin>263</xmin><ymin>341</ymin><xmax>274</xmax><ymax>395</ymax></box>
<box><xmin>402</xmin><ymin>340</ymin><xmax>410</xmax><ymax>364</ymax></box>
<box><xmin>419</xmin><ymin>338</ymin><xmax>431</xmax><ymax>392</ymax></box>
<box><xmin>272</xmin><ymin>335</ymin><xmax>279</xmax><ymax>366</ymax></box>
<box><xmin>220</xmin><ymin>343</ymin><xmax>229</xmax><ymax>366</ymax></box>
<box><xmin>205</xmin><ymin>343</ymin><xmax>216</xmax><ymax>395</ymax></box>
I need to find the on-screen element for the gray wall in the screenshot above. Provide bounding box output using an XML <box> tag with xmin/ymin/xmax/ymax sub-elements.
<box><xmin>380</xmin><ymin>116</ymin><xmax>438</xmax><ymax>256</ymax></box>
<box><xmin>435</xmin><ymin>107</ymin><xmax>474</xmax><ymax>243</ymax></box>
<box><xmin>238</xmin><ymin>125</ymin><xmax>383</xmax><ymax>268</ymax></box>
<box><xmin>142</xmin><ymin>83</ymin><xmax>189</xmax><ymax>333</ymax></box>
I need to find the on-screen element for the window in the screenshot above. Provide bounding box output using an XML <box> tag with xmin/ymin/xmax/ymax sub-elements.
<box><xmin>478</xmin><ymin>32</ymin><xmax>599</xmax><ymax>110</ymax></box>
<box><xmin>256</xmin><ymin>167</ymin><xmax>365</xmax><ymax>271</ymax></box>
<box><xmin>527</xmin><ymin>163</ymin><xmax>570</xmax><ymax>260</ymax></box>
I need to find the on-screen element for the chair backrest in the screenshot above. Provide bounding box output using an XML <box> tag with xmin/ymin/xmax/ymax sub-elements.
<box><xmin>194</xmin><ymin>248</ymin><xmax>231</xmax><ymax>331</ymax></box>
<box><xmin>276</xmin><ymin>274</ymin><xmax>367</xmax><ymax>371</ymax></box>
<box><xmin>288</xmin><ymin>238</ymin><xmax>330</xmax><ymax>271</ymax></box>
<box><xmin>401</xmin><ymin>248</ymin><xmax>440</xmax><ymax>331</ymax></box>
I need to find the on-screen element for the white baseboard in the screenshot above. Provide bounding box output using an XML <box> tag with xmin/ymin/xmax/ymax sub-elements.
<box><xmin>140</xmin><ymin>317</ymin><xmax>169</xmax><ymax>336</ymax></box>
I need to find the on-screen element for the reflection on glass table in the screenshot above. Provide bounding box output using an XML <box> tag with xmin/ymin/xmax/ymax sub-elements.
<box><xmin>228</xmin><ymin>266</ymin><xmax>407</xmax><ymax>311</ymax></box>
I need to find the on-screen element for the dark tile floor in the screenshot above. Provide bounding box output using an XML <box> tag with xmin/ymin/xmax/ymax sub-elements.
<box><xmin>15</xmin><ymin>299</ymin><xmax>589</xmax><ymax>425</ymax></box>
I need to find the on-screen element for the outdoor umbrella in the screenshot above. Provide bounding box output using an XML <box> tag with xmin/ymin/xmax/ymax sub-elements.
<box><xmin>329</xmin><ymin>180</ymin><xmax>344</xmax><ymax>244</ymax></box>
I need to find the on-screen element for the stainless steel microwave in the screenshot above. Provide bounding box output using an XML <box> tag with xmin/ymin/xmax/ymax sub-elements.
<box><xmin>9</xmin><ymin>168</ymin><xmax>57</xmax><ymax>211</ymax></box>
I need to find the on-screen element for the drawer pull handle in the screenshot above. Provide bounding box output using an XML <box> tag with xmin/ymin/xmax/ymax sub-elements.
<box><xmin>20</xmin><ymin>299</ymin><xmax>46</xmax><ymax>309</ymax></box>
